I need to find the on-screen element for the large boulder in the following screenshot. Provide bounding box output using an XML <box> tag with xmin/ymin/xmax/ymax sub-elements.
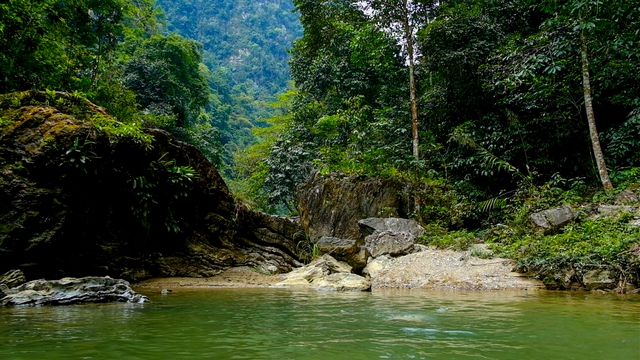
<box><xmin>315</xmin><ymin>236</ymin><xmax>367</xmax><ymax>269</ymax></box>
<box><xmin>1</xmin><ymin>276</ymin><xmax>147</xmax><ymax>306</ymax></box>
<box><xmin>297</xmin><ymin>172</ymin><xmax>409</xmax><ymax>244</ymax></box>
<box><xmin>359</xmin><ymin>218</ymin><xmax>424</xmax><ymax>258</ymax></box>
<box><xmin>358</xmin><ymin>218</ymin><xmax>425</xmax><ymax>238</ymax></box>
<box><xmin>364</xmin><ymin>231</ymin><xmax>416</xmax><ymax>258</ymax></box>
<box><xmin>273</xmin><ymin>254</ymin><xmax>370</xmax><ymax>291</ymax></box>
<box><xmin>530</xmin><ymin>205</ymin><xmax>576</xmax><ymax>233</ymax></box>
<box><xmin>0</xmin><ymin>91</ymin><xmax>308</xmax><ymax>281</ymax></box>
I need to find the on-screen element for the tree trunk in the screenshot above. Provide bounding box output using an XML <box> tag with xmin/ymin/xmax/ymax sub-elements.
<box><xmin>402</xmin><ymin>1</ymin><xmax>420</xmax><ymax>160</ymax></box>
<box><xmin>580</xmin><ymin>32</ymin><xmax>613</xmax><ymax>190</ymax></box>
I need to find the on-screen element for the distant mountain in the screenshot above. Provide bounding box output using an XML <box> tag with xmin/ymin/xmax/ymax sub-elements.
<box><xmin>157</xmin><ymin>0</ymin><xmax>302</xmax><ymax>163</ymax></box>
<box><xmin>158</xmin><ymin>0</ymin><xmax>301</xmax><ymax>97</ymax></box>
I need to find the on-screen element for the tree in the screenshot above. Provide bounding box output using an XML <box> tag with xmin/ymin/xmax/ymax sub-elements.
<box><xmin>120</xmin><ymin>34</ymin><xmax>210</xmax><ymax>127</ymax></box>
<box><xmin>359</xmin><ymin>0</ymin><xmax>436</xmax><ymax>160</ymax></box>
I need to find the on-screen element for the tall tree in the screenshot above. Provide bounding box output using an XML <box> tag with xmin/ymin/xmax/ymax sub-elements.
<box><xmin>359</xmin><ymin>0</ymin><xmax>435</xmax><ymax>160</ymax></box>
<box><xmin>574</xmin><ymin>2</ymin><xmax>613</xmax><ymax>190</ymax></box>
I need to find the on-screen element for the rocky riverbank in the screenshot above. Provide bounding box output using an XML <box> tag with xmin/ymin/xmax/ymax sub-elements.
<box><xmin>132</xmin><ymin>246</ymin><xmax>542</xmax><ymax>292</ymax></box>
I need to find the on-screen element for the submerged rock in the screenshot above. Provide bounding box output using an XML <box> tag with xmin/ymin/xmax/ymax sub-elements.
<box><xmin>273</xmin><ymin>255</ymin><xmax>370</xmax><ymax>291</ymax></box>
<box><xmin>1</xmin><ymin>277</ymin><xmax>148</xmax><ymax>306</ymax></box>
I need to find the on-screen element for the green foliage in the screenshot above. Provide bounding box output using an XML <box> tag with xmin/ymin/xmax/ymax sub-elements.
<box><xmin>91</xmin><ymin>115</ymin><xmax>154</xmax><ymax>149</ymax></box>
<box><xmin>405</xmin><ymin>173</ymin><xmax>472</xmax><ymax>228</ymax></box>
<box><xmin>119</xmin><ymin>34</ymin><xmax>210</xmax><ymax>127</ymax></box>
<box><xmin>488</xmin><ymin>217</ymin><xmax>639</xmax><ymax>281</ymax></box>
<box><xmin>418</xmin><ymin>229</ymin><xmax>477</xmax><ymax>251</ymax></box>
<box><xmin>156</xmin><ymin>0</ymin><xmax>303</xmax><ymax>171</ymax></box>
<box><xmin>59</xmin><ymin>138</ymin><xmax>97</xmax><ymax>173</ymax></box>
<box><xmin>0</xmin><ymin>116</ymin><xmax>11</xmax><ymax>128</ymax></box>
<box><xmin>130</xmin><ymin>156</ymin><xmax>197</xmax><ymax>233</ymax></box>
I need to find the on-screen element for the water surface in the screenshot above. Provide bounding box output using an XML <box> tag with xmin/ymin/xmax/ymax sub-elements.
<box><xmin>1</xmin><ymin>289</ymin><xmax>638</xmax><ymax>359</ymax></box>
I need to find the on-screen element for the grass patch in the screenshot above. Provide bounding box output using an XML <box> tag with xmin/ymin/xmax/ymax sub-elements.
<box><xmin>418</xmin><ymin>226</ymin><xmax>477</xmax><ymax>251</ymax></box>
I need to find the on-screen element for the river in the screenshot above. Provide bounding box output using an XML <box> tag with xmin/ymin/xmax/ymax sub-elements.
<box><xmin>1</xmin><ymin>289</ymin><xmax>638</xmax><ymax>359</ymax></box>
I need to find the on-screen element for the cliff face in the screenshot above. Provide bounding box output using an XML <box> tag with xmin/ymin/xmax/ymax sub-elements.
<box><xmin>0</xmin><ymin>91</ymin><xmax>306</xmax><ymax>281</ymax></box>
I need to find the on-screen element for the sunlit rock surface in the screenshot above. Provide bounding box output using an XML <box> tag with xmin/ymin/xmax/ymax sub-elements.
<box><xmin>1</xmin><ymin>277</ymin><xmax>147</xmax><ymax>306</ymax></box>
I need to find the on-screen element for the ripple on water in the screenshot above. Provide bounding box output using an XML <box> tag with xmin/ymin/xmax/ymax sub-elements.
<box><xmin>0</xmin><ymin>289</ymin><xmax>639</xmax><ymax>360</ymax></box>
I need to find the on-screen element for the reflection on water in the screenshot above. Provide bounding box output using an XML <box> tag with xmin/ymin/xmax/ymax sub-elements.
<box><xmin>1</xmin><ymin>289</ymin><xmax>638</xmax><ymax>360</ymax></box>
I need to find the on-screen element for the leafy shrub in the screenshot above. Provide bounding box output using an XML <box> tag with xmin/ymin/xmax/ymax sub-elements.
<box><xmin>488</xmin><ymin>217</ymin><xmax>640</xmax><ymax>282</ymax></box>
<box><xmin>91</xmin><ymin>115</ymin><xmax>154</xmax><ymax>149</ymax></box>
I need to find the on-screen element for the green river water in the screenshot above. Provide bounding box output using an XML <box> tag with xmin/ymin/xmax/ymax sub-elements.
<box><xmin>0</xmin><ymin>289</ymin><xmax>638</xmax><ymax>360</ymax></box>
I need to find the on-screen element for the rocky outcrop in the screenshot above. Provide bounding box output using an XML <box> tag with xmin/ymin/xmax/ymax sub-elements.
<box><xmin>0</xmin><ymin>91</ymin><xmax>308</xmax><ymax>281</ymax></box>
<box><xmin>362</xmin><ymin>255</ymin><xmax>392</xmax><ymax>278</ymax></box>
<box><xmin>530</xmin><ymin>205</ymin><xmax>576</xmax><ymax>233</ymax></box>
<box><xmin>1</xmin><ymin>276</ymin><xmax>147</xmax><ymax>306</ymax></box>
<box><xmin>297</xmin><ymin>172</ymin><xmax>409</xmax><ymax>243</ymax></box>
<box><xmin>0</xmin><ymin>269</ymin><xmax>26</xmax><ymax>289</ymax></box>
<box><xmin>582</xmin><ymin>270</ymin><xmax>615</xmax><ymax>290</ymax></box>
<box><xmin>273</xmin><ymin>254</ymin><xmax>370</xmax><ymax>291</ymax></box>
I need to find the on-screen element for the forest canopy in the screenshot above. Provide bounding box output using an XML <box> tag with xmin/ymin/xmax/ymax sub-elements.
<box><xmin>237</xmin><ymin>0</ymin><xmax>640</xmax><ymax>215</ymax></box>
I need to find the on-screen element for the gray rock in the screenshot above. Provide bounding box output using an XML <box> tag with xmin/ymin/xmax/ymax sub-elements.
<box><xmin>273</xmin><ymin>254</ymin><xmax>370</xmax><ymax>291</ymax></box>
<box><xmin>358</xmin><ymin>218</ymin><xmax>425</xmax><ymax>238</ymax></box>
<box><xmin>0</xmin><ymin>269</ymin><xmax>26</xmax><ymax>289</ymax></box>
<box><xmin>1</xmin><ymin>277</ymin><xmax>148</xmax><ymax>306</ymax></box>
<box><xmin>297</xmin><ymin>173</ymin><xmax>409</xmax><ymax>243</ymax></box>
<box><xmin>530</xmin><ymin>205</ymin><xmax>576</xmax><ymax>233</ymax></box>
<box><xmin>315</xmin><ymin>237</ymin><xmax>368</xmax><ymax>270</ymax></box>
<box><xmin>598</xmin><ymin>205</ymin><xmax>637</xmax><ymax>217</ymax></box>
<box><xmin>316</xmin><ymin>237</ymin><xmax>358</xmax><ymax>256</ymax></box>
<box><xmin>365</xmin><ymin>231</ymin><xmax>416</xmax><ymax>258</ymax></box>
<box><xmin>615</xmin><ymin>190</ymin><xmax>639</xmax><ymax>205</ymax></box>
<box><xmin>542</xmin><ymin>267</ymin><xmax>577</xmax><ymax>290</ymax></box>
<box><xmin>582</xmin><ymin>270</ymin><xmax>615</xmax><ymax>290</ymax></box>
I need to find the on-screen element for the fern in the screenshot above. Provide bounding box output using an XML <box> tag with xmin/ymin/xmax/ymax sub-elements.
<box><xmin>478</xmin><ymin>197</ymin><xmax>508</xmax><ymax>213</ymax></box>
<box><xmin>451</xmin><ymin>123</ymin><xmax>532</xmax><ymax>186</ymax></box>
